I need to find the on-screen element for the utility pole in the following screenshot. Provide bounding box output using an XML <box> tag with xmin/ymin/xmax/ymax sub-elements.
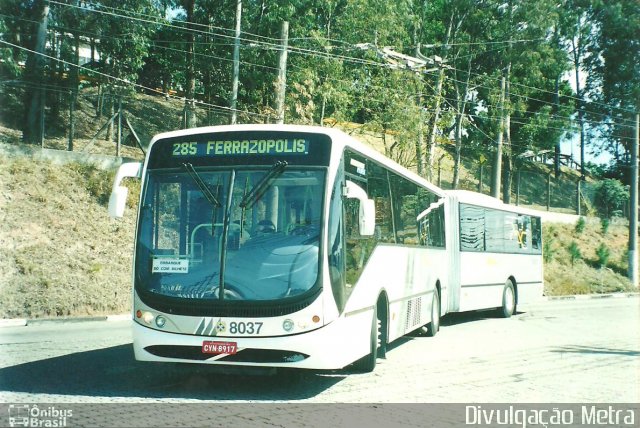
<box><xmin>230</xmin><ymin>0</ymin><xmax>241</xmax><ymax>125</ymax></box>
<box><xmin>629</xmin><ymin>114</ymin><xmax>639</xmax><ymax>287</ymax></box>
<box><xmin>184</xmin><ymin>0</ymin><xmax>196</xmax><ymax>129</ymax></box>
<box><xmin>554</xmin><ymin>75</ymin><xmax>561</xmax><ymax>178</ymax></box>
<box><xmin>275</xmin><ymin>21</ymin><xmax>289</xmax><ymax>125</ymax></box>
<box><xmin>415</xmin><ymin>43</ymin><xmax>424</xmax><ymax>177</ymax></box>
<box><xmin>425</xmin><ymin>15</ymin><xmax>453</xmax><ymax>182</ymax></box>
<box><xmin>491</xmin><ymin>76</ymin><xmax>506</xmax><ymax>199</ymax></box>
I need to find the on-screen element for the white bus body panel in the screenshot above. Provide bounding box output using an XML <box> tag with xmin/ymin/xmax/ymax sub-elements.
<box><xmin>458</xmin><ymin>252</ymin><xmax>544</xmax><ymax>312</ymax></box>
<box><xmin>343</xmin><ymin>245</ymin><xmax>449</xmax><ymax>343</ymax></box>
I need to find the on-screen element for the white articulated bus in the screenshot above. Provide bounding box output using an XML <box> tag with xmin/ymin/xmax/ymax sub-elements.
<box><xmin>109</xmin><ymin>124</ymin><xmax>543</xmax><ymax>372</ymax></box>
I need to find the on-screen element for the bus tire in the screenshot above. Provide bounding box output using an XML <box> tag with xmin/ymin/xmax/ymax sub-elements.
<box><xmin>498</xmin><ymin>279</ymin><xmax>516</xmax><ymax>318</ymax></box>
<box><xmin>354</xmin><ymin>306</ymin><xmax>379</xmax><ymax>373</ymax></box>
<box><xmin>425</xmin><ymin>287</ymin><xmax>440</xmax><ymax>337</ymax></box>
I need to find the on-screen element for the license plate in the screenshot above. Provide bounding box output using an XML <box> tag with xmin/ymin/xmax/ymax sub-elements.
<box><xmin>202</xmin><ymin>341</ymin><xmax>238</xmax><ymax>355</ymax></box>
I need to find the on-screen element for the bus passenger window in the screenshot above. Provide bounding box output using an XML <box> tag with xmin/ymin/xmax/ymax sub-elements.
<box><xmin>531</xmin><ymin>217</ymin><xmax>542</xmax><ymax>252</ymax></box>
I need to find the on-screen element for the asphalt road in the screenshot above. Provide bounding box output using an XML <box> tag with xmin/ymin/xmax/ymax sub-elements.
<box><xmin>0</xmin><ymin>296</ymin><xmax>638</xmax><ymax>426</ymax></box>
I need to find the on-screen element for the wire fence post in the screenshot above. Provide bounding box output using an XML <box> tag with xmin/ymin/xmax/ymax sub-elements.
<box><xmin>576</xmin><ymin>179</ymin><xmax>581</xmax><ymax>216</ymax></box>
<box><xmin>516</xmin><ymin>170</ymin><xmax>521</xmax><ymax>206</ymax></box>
<box><xmin>39</xmin><ymin>87</ymin><xmax>45</xmax><ymax>148</ymax></box>
<box><xmin>68</xmin><ymin>90</ymin><xmax>74</xmax><ymax>151</ymax></box>
<box><xmin>547</xmin><ymin>172</ymin><xmax>551</xmax><ymax>211</ymax></box>
<box><xmin>116</xmin><ymin>96</ymin><xmax>122</xmax><ymax>157</ymax></box>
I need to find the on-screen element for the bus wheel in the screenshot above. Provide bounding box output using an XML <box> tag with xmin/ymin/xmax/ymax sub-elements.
<box><xmin>354</xmin><ymin>307</ymin><xmax>379</xmax><ymax>373</ymax></box>
<box><xmin>425</xmin><ymin>287</ymin><xmax>440</xmax><ymax>337</ymax></box>
<box><xmin>498</xmin><ymin>279</ymin><xmax>516</xmax><ymax>318</ymax></box>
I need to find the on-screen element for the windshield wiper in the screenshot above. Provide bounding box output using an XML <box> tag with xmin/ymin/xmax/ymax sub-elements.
<box><xmin>182</xmin><ymin>163</ymin><xmax>222</xmax><ymax>207</ymax></box>
<box><xmin>238</xmin><ymin>161</ymin><xmax>288</xmax><ymax>210</ymax></box>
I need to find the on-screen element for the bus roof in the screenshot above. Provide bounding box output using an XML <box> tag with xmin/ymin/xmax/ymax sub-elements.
<box><xmin>447</xmin><ymin>189</ymin><xmax>543</xmax><ymax>218</ymax></box>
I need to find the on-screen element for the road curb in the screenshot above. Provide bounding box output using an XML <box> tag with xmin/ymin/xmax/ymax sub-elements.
<box><xmin>0</xmin><ymin>314</ymin><xmax>130</xmax><ymax>328</ymax></box>
<box><xmin>0</xmin><ymin>319</ymin><xmax>27</xmax><ymax>328</ymax></box>
<box><xmin>545</xmin><ymin>292</ymin><xmax>639</xmax><ymax>301</ymax></box>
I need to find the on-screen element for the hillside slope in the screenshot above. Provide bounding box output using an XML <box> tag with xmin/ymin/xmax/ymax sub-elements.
<box><xmin>0</xmin><ymin>155</ymin><xmax>137</xmax><ymax>318</ymax></box>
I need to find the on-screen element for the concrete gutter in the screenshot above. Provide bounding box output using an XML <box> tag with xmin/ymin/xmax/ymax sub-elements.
<box><xmin>0</xmin><ymin>314</ymin><xmax>131</xmax><ymax>328</ymax></box>
<box><xmin>0</xmin><ymin>142</ymin><xmax>137</xmax><ymax>170</ymax></box>
<box><xmin>545</xmin><ymin>292</ymin><xmax>639</xmax><ymax>301</ymax></box>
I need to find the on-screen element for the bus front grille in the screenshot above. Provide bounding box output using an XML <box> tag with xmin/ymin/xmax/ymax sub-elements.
<box><xmin>144</xmin><ymin>345</ymin><xmax>309</xmax><ymax>363</ymax></box>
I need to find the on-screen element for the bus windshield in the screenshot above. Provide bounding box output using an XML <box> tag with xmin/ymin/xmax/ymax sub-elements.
<box><xmin>135</xmin><ymin>166</ymin><xmax>325</xmax><ymax>302</ymax></box>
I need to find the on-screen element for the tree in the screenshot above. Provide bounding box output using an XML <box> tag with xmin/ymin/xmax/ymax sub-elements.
<box><xmin>595</xmin><ymin>178</ymin><xmax>629</xmax><ymax>218</ymax></box>
<box><xmin>22</xmin><ymin>0</ymin><xmax>49</xmax><ymax>145</ymax></box>
<box><xmin>139</xmin><ymin>25</ymin><xmax>184</xmax><ymax>95</ymax></box>
<box><xmin>558</xmin><ymin>0</ymin><xmax>596</xmax><ymax>179</ymax></box>
<box><xmin>584</xmin><ymin>0</ymin><xmax>640</xmax><ymax>165</ymax></box>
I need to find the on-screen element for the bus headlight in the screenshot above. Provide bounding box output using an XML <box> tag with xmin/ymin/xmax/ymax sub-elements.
<box><xmin>282</xmin><ymin>319</ymin><xmax>294</xmax><ymax>332</ymax></box>
<box><xmin>155</xmin><ymin>315</ymin><xmax>167</xmax><ymax>328</ymax></box>
<box><xmin>142</xmin><ymin>311</ymin><xmax>154</xmax><ymax>324</ymax></box>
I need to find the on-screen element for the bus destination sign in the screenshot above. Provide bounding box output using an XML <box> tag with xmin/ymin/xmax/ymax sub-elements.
<box><xmin>171</xmin><ymin>138</ymin><xmax>309</xmax><ymax>157</ymax></box>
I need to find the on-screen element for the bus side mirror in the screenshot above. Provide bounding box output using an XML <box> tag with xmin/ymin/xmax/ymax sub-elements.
<box><xmin>344</xmin><ymin>180</ymin><xmax>376</xmax><ymax>236</ymax></box>
<box><xmin>108</xmin><ymin>162</ymin><xmax>142</xmax><ymax>218</ymax></box>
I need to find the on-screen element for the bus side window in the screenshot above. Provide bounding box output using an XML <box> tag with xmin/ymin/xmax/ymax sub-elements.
<box><xmin>531</xmin><ymin>217</ymin><xmax>542</xmax><ymax>252</ymax></box>
<box><xmin>391</xmin><ymin>174</ymin><xmax>419</xmax><ymax>245</ymax></box>
<box><xmin>425</xmin><ymin>204</ymin><xmax>446</xmax><ymax>248</ymax></box>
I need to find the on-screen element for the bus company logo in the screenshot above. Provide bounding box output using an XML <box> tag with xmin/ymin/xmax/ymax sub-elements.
<box><xmin>7</xmin><ymin>404</ymin><xmax>72</xmax><ymax>427</ymax></box>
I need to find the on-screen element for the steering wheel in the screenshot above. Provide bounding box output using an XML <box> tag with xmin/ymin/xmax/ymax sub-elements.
<box><xmin>212</xmin><ymin>284</ymin><xmax>245</xmax><ymax>300</ymax></box>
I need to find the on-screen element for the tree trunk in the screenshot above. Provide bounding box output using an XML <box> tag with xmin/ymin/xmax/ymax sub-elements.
<box><xmin>68</xmin><ymin>33</ymin><xmax>81</xmax><ymax>151</ymax></box>
<box><xmin>491</xmin><ymin>76</ymin><xmax>506</xmax><ymax>199</ymax></box>
<box><xmin>503</xmin><ymin>66</ymin><xmax>512</xmax><ymax>204</ymax></box>
<box><xmin>23</xmin><ymin>0</ymin><xmax>49</xmax><ymax>145</ymax></box>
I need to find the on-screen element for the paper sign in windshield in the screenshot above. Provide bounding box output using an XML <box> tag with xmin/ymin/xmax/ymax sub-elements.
<box><xmin>152</xmin><ymin>258</ymin><xmax>189</xmax><ymax>274</ymax></box>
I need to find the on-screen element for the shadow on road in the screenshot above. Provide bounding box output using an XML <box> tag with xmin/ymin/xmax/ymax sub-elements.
<box><xmin>551</xmin><ymin>345</ymin><xmax>640</xmax><ymax>357</ymax></box>
<box><xmin>405</xmin><ymin>308</ymin><xmax>520</xmax><ymax>337</ymax></box>
<box><xmin>0</xmin><ymin>344</ymin><xmax>346</xmax><ymax>400</ymax></box>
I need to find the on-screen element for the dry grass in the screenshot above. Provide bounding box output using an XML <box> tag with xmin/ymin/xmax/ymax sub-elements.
<box><xmin>0</xmin><ymin>156</ymin><xmax>138</xmax><ymax>318</ymax></box>
<box><xmin>543</xmin><ymin>220</ymin><xmax>635</xmax><ymax>296</ymax></box>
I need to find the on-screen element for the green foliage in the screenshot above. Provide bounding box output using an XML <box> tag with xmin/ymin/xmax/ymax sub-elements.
<box><xmin>568</xmin><ymin>241</ymin><xmax>582</xmax><ymax>266</ymax></box>
<box><xmin>600</xmin><ymin>217</ymin><xmax>610</xmax><ymax>235</ymax></box>
<box><xmin>594</xmin><ymin>179</ymin><xmax>629</xmax><ymax>218</ymax></box>
<box><xmin>68</xmin><ymin>163</ymin><xmax>114</xmax><ymax>206</ymax></box>
<box><xmin>575</xmin><ymin>217</ymin><xmax>586</xmax><ymax>234</ymax></box>
<box><xmin>596</xmin><ymin>243</ymin><xmax>610</xmax><ymax>269</ymax></box>
<box><xmin>543</xmin><ymin>238</ymin><xmax>556</xmax><ymax>263</ymax></box>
